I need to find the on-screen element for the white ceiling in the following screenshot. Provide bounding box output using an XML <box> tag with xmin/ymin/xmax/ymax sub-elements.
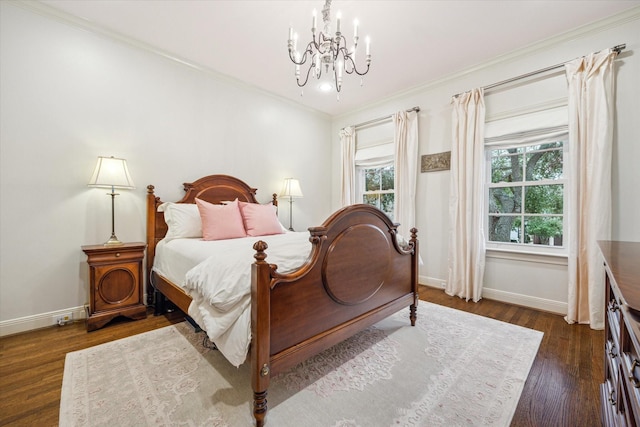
<box><xmin>40</xmin><ymin>0</ymin><xmax>639</xmax><ymax>116</ymax></box>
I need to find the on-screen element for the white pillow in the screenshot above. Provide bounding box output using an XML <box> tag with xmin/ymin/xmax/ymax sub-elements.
<box><xmin>158</xmin><ymin>202</ymin><xmax>202</xmax><ymax>240</ymax></box>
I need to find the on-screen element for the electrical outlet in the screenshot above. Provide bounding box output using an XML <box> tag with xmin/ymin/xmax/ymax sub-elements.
<box><xmin>53</xmin><ymin>312</ymin><xmax>73</xmax><ymax>326</ymax></box>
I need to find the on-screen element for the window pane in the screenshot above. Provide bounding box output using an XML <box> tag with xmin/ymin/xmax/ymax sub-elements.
<box><xmin>488</xmin><ymin>216</ymin><xmax>521</xmax><ymax>243</ymax></box>
<box><xmin>381</xmin><ymin>193</ymin><xmax>394</xmax><ymax>220</ymax></box>
<box><xmin>491</xmin><ymin>149</ymin><xmax>523</xmax><ymax>183</ymax></box>
<box><xmin>381</xmin><ymin>166</ymin><xmax>394</xmax><ymax>191</ymax></box>
<box><xmin>364</xmin><ymin>169</ymin><xmax>380</xmax><ymax>191</ymax></box>
<box><xmin>363</xmin><ymin>194</ymin><xmax>379</xmax><ymax>208</ymax></box>
<box><xmin>526</xmin><ymin>142</ymin><xmax>564</xmax><ymax>181</ymax></box>
<box><xmin>524</xmin><ymin>216</ymin><xmax>564</xmax><ymax>246</ymax></box>
<box><xmin>525</xmin><ymin>184</ymin><xmax>563</xmax><ymax>214</ymax></box>
<box><xmin>489</xmin><ymin>187</ymin><xmax>522</xmax><ymax>214</ymax></box>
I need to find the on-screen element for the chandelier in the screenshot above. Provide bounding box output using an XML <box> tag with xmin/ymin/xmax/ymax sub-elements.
<box><xmin>287</xmin><ymin>0</ymin><xmax>371</xmax><ymax>96</ymax></box>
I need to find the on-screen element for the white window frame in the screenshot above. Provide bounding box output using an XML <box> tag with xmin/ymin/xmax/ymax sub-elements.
<box><xmin>359</xmin><ymin>164</ymin><xmax>395</xmax><ymax>221</ymax></box>
<box><xmin>485</xmin><ymin>139</ymin><xmax>568</xmax><ymax>256</ymax></box>
<box><xmin>354</xmin><ymin>134</ymin><xmax>395</xmax><ymax>220</ymax></box>
<box><xmin>484</xmin><ymin>105</ymin><xmax>570</xmax><ymax>258</ymax></box>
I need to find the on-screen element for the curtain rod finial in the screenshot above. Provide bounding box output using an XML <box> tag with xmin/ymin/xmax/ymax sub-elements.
<box><xmin>612</xmin><ymin>44</ymin><xmax>626</xmax><ymax>55</ymax></box>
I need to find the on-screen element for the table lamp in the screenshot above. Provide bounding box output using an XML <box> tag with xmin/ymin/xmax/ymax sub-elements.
<box><xmin>279</xmin><ymin>178</ymin><xmax>303</xmax><ymax>231</ymax></box>
<box><xmin>88</xmin><ymin>156</ymin><xmax>135</xmax><ymax>245</ymax></box>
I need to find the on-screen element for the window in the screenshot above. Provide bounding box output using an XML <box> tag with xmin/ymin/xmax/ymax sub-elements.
<box><xmin>484</xmin><ymin>106</ymin><xmax>569</xmax><ymax>255</ymax></box>
<box><xmin>353</xmin><ymin>123</ymin><xmax>395</xmax><ymax>221</ymax></box>
<box><xmin>362</xmin><ymin>166</ymin><xmax>394</xmax><ymax>220</ymax></box>
<box><xmin>487</xmin><ymin>141</ymin><xmax>566</xmax><ymax>251</ymax></box>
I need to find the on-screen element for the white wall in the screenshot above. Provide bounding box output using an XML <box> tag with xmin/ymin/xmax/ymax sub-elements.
<box><xmin>0</xmin><ymin>3</ymin><xmax>332</xmax><ymax>332</ymax></box>
<box><xmin>331</xmin><ymin>8</ymin><xmax>640</xmax><ymax>313</ymax></box>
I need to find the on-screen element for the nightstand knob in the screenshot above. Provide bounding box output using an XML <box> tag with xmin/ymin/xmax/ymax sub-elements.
<box><xmin>115</xmin><ymin>253</ymin><xmax>120</xmax><ymax>257</ymax></box>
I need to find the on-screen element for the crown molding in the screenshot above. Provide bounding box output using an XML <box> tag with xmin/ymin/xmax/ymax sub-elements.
<box><xmin>7</xmin><ymin>1</ymin><xmax>638</xmax><ymax>121</ymax></box>
<box><xmin>6</xmin><ymin>0</ymin><xmax>330</xmax><ymax>119</ymax></box>
<box><xmin>335</xmin><ymin>5</ymin><xmax>640</xmax><ymax>120</ymax></box>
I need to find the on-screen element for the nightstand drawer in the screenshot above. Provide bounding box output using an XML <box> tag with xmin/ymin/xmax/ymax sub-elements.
<box><xmin>86</xmin><ymin>249</ymin><xmax>144</xmax><ymax>264</ymax></box>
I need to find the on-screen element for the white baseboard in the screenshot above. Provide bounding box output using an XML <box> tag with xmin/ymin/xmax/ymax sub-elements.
<box><xmin>0</xmin><ymin>306</ymin><xmax>88</xmax><ymax>337</ymax></box>
<box><xmin>482</xmin><ymin>287</ymin><xmax>567</xmax><ymax>315</ymax></box>
<box><xmin>418</xmin><ymin>277</ymin><xmax>567</xmax><ymax>315</ymax></box>
<box><xmin>0</xmin><ymin>292</ymin><xmax>152</xmax><ymax>337</ymax></box>
<box><xmin>420</xmin><ymin>275</ymin><xmax>446</xmax><ymax>289</ymax></box>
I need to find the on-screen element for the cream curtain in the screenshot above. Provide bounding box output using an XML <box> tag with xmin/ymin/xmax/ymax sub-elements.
<box><xmin>340</xmin><ymin>126</ymin><xmax>356</xmax><ymax>206</ymax></box>
<box><xmin>393</xmin><ymin>110</ymin><xmax>419</xmax><ymax>240</ymax></box>
<box><xmin>565</xmin><ymin>49</ymin><xmax>616</xmax><ymax>330</ymax></box>
<box><xmin>446</xmin><ymin>89</ymin><xmax>486</xmax><ymax>302</ymax></box>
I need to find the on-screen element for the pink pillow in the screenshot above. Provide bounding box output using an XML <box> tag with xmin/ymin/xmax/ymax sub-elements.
<box><xmin>195</xmin><ymin>198</ymin><xmax>247</xmax><ymax>240</ymax></box>
<box><xmin>239</xmin><ymin>201</ymin><xmax>285</xmax><ymax>236</ymax></box>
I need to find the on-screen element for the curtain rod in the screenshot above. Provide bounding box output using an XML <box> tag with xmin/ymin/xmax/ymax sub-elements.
<box><xmin>344</xmin><ymin>106</ymin><xmax>420</xmax><ymax>131</ymax></box>
<box><xmin>454</xmin><ymin>43</ymin><xmax>626</xmax><ymax>97</ymax></box>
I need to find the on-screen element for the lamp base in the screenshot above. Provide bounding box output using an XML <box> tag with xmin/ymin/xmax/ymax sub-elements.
<box><xmin>104</xmin><ymin>235</ymin><xmax>124</xmax><ymax>246</ymax></box>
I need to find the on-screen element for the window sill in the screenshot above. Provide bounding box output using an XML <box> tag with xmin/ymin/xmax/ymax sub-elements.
<box><xmin>486</xmin><ymin>247</ymin><xmax>568</xmax><ymax>265</ymax></box>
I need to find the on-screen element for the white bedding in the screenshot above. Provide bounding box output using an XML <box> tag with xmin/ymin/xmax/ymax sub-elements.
<box><xmin>153</xmin><ymin>232</ymin><xmax>311</xmax><ymax>366</ymax></box>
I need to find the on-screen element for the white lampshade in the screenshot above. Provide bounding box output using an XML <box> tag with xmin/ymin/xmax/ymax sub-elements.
<box><xmin>279</xmin><ymin>178</ymin><xmax>303</xmax><ymax>199</ymax></box>
<box><xmin>88</xmin><ymin>156</ymin><xmax>135</xmax><ymax>189</ymax></box>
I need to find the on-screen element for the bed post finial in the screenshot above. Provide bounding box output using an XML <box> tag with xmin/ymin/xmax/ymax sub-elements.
<box><xmin>253</xmin><ymin>241</ymin><xmax>268</xmax><ymax>263</ymax></box>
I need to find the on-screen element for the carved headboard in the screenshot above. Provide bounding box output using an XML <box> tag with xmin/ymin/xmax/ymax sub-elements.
<box><xmin>145</xmin><ymin>174</ymin><xmax>277</xmax><ymax>296</ymax></box>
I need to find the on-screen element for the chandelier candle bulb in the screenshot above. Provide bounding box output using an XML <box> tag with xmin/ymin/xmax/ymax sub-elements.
<box><xmin>354</xmin><ymin>19</ymin><xmax>359</xmax><ymax>38</ymax></box>
<box><xmin>312</xmin><ymin>9</ymin><xmax>317</xmax><ymax>32</ymax></box>
<box><xmin>366</xmin><ymin>36</ymin><xmax>370</xmax><ymax>56</ymax></box>
<box><xmin>336</xmin><ymin>11</ymin><xmax>341</xmax><ymax>34</ymax></box>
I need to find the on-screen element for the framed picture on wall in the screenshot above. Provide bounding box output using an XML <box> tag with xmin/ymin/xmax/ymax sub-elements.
<box><xmin>421</xmin><ymin>151</ymin><xmax>451</xmax><ymax>172</ymax></box>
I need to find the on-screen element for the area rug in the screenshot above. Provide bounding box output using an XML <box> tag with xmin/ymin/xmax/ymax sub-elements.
<box><xmin>60</xmin><ymin>302</ymin><xmax>542</xmax><ymax>426</ymax></box>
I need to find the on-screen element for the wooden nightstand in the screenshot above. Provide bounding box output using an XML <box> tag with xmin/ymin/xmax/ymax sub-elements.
<box><xmin>82</xmin><ymin>242</ymin><xmax>147</xmax><ymax>331</ymax></box>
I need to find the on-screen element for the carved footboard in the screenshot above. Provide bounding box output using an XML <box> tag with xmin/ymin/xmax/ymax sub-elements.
<box><xmin>250</xmin><ymin>204</ymin><xmax>418</xmax><ymax>426</ymax></box>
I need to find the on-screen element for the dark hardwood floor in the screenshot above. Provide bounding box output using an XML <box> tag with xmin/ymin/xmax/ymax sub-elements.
<box><xmin>0</xmin><ymin>286</ymin><xmax>603</xmax><ymax>426</ymax></box>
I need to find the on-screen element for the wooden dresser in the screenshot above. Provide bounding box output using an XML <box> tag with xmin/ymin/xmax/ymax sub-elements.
<box><xmin>600</xmin><ymin>241</ymin><xmax>640</xmax><ymax>426</ymax></box>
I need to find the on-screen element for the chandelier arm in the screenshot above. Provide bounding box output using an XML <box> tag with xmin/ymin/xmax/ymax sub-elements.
<box><xmin>331</xmin><ymin>34</ymin><xmax>346</xmax><ymax>61</ymax></box>
<box><xmin>296</xmin><ymin>63</ymin><xmax>315</xmax><ymax>87</ymax></box>
<box><xmin>289</xmin><ymin>44</ymin><xmax>315</xmax><ymax>65</ymax></box>
<box><xmin>342</xmin><ymin>54</ymin><xmax>371</xmax><ymax>76</ymax></box>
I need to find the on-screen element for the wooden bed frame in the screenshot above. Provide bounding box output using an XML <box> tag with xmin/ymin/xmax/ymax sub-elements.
<box><xmin>146</xmin><ymin>174</ymin><xmax>419</xmax><ymax>426</ymax></box>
